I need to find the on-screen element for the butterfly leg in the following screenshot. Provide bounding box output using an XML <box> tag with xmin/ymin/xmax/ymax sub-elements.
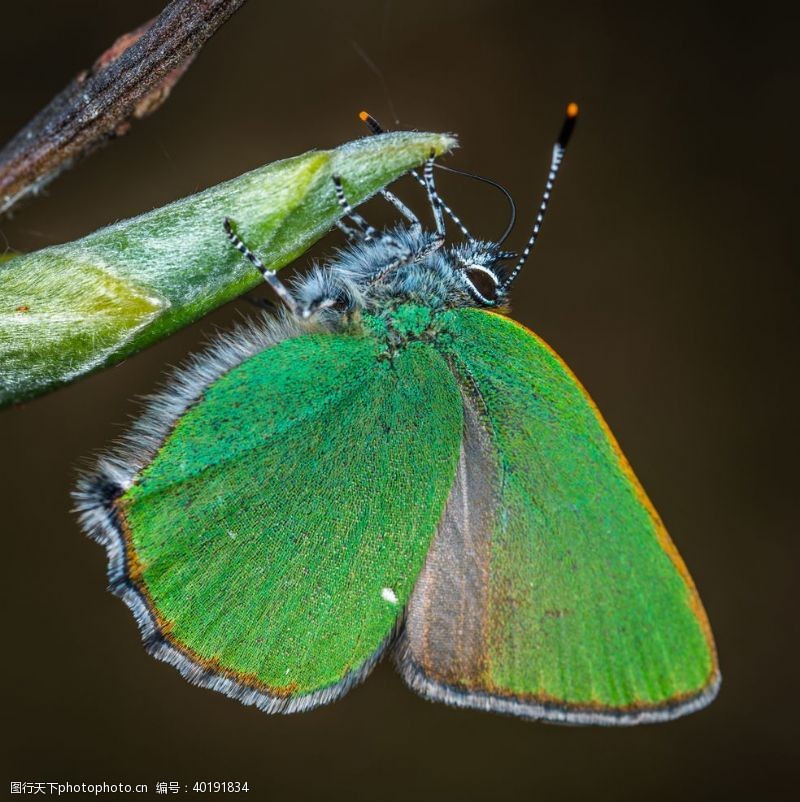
<box><xmin>332</xmin><ymin>175</ymin><xmax>382</xmax><ymax>243</ymax></box>
<box><xmin>380</xmin><ymin>188</ymin><xmax>421</xmax><ymax>233</ymax></box>
<box><xmin>367</xmin><ymin>233</ymin><xmax>447</xmax><ymax>286</ymax></box>
<box><xmin>223</xmin><ymin>218</ymin><xmax>298</xmax><ymax>314</ymax></box>
<box><xmin>423</xmin><ymin>152</ymin><xmax>446</xmax><ymax>237</ymax></box>
<box><xmin>359</xmin><ymin>111</ymin><xmax>474</xmax><ymax>241</ymax></box>
<box><xmin>335</xmin><ymin>220</ymin><xmax>362</xmax><ymax>243</ymax></box>
<box><xmin>332</xmin><ymin>175</ymin><xmax>410</xmax><ymax>258</ymax></box>
<box><xmin>368</xmin><ymin>253</ymin><xmax>413</xmax><ymax>286</ymax></box>
<box><xmin>365</xmin><ymin>156</ymin><xmax>448</xmax><ymax>284</ymax></box>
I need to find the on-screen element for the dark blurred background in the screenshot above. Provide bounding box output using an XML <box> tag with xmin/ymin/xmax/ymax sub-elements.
<box><xmin>2</xmin><ymin>1</ymin><xmax>797</xmax><ymax>800</ymax></box>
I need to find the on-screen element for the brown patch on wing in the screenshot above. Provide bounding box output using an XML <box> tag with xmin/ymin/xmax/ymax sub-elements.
<box><xmin>403</xmin><ymin>396</ymin><xmax>499</xmax><ymax>686</ymax></box>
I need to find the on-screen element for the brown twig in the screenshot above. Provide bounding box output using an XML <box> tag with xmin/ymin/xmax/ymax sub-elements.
<box><xmin>0</xmin><ymin>0</ymin><xmax>248</xmax><ymax>216</ymax></box>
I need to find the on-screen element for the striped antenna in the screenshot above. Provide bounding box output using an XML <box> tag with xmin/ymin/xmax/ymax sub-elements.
<box><xmin>501</xmin><ymin>102</ymin><xmax>578</xmax><ymax>291</ymax></box>
<box><xmin>359</xmin><ymin>111</ymin><xmax>474</xmax><ymax>241</ymax></box>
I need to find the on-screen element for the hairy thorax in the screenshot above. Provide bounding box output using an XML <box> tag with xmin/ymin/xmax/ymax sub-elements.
<box><xmin>359</xmin><ymin>303</ymin><xmax>454</xmax><ymax>358</ymax></box>
<box><xmin>294</xmin><ymin>227</ymin><xmax>510</xmax><ymax>328</ymax></box>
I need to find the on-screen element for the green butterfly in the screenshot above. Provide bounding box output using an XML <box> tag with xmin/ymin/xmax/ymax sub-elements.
<box><xmin>75</xmin><ymin>106</ymin><xmax>719</xmax><ymax>724</ymax></box>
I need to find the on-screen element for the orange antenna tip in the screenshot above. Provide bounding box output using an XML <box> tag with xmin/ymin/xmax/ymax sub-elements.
<box><xmin>557</xmin><ymin>103</ymin><xmax>579</xmax><ymax>148</ymax></box>
<box><xmin>358</xmin><ymin>110</ymin><xmax>384</xmax><ymax>135</ymax></box>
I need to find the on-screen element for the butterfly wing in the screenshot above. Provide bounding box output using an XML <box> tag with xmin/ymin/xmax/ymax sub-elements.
<box><xmin>77</xmin><ymin>325</ymin><xmax>463</xmax><ymax>713</ymax></box>
<box><xmin>396</xmin><ymin>309</ymin><xmax>719</xmax><ymax>724</ymax></box>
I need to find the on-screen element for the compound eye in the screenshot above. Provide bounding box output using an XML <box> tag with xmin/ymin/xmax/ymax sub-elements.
<box><xmin>314</xmin><ymin>294</ymin><xmax>350</xmax><ymax>313</ymax></box>
<box><xmin>464</xmin><ymin>265</ymin><xmax>500</xmax><ymax>303</ymax></box>
<box><xmin>330</xmin><ymin>294</ymin><xmax>350</xmax><ymax>312</ymax></box>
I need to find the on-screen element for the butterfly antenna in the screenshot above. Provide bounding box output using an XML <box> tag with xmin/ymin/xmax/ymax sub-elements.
<box><xmin>435</xmin><ymin>163</ymin><xmax>517</xmax><ymax>246</ymax></box>
<box><xmin>501</xmin><ymin>102</ymin><xmax>579</xmax><ymax>291</ymax></box>
<box><xmin>359</xmin><ymin>111</ymin><xmax>475</xmax><ymax>241</ymax></box>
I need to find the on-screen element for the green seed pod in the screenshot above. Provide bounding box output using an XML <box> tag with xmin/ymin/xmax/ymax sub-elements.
<box><xmin>0</xmin><ymin>131</ymin><xmax>455</xmax><ymax>407</ymax></box>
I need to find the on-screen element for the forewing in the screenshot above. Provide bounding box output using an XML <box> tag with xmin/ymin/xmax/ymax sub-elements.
<box><xmin>397</xmin><ymin>309</ymin><xmax>719</xmax><ymax>724</ymax></box>
<box><xmin>78</xmin><ymin>328</ymin><xmax>463</xmax><ymax>713</ymax></box>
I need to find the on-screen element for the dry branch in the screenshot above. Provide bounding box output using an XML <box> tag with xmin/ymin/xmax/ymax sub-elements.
<box><xmin>0</xmin><ymin>0</ymin><xmax>247</xmax><ymax>215</ymax></box>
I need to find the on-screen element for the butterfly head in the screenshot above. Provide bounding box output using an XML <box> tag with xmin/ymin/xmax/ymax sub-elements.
<box><xmin>450</xmin><ymin>240</ymin><xmax>518</xmax><ymax>308</ymax></box>
<box><xmin>226</xmin><ymin>104</ymin><xmax>578</xmax><ymax>323</ymax></box>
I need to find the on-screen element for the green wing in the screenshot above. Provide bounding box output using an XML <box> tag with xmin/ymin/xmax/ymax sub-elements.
<box><xmin>397</xmin><ymin>309</ymin><xmax>719</xmax><ymax>724</ymax></box>
<box><xmin>79</xmin><ymin>327</ymin><xmax>463</xmax><ymax>712</ymax></box>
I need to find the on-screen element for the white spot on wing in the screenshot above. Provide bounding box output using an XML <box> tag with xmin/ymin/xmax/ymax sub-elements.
<box><xmin>381</xmin><ymin>587</ymin><xmax>398</xmax><ymax>604</ymax></box>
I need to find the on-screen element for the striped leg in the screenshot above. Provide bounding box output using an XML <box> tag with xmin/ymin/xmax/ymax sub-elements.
<box><xmin>367</xmin><ymin>229</ymin><xmax>445</xmax><ymax>288</ymax></box>
<box><xmin>332</xmin><ymin>175</ymin><xmax>404</xmax><ymax>252</ymax></box>
<box><xmin>359</xmin><ymin>111</ymin><xmax>474</xmax><ymax>242</ymax></box>
<box><xmin>424</xmin><ymin>183</ymin><xmax>471</xmax><ymax>240</ymax></box>
<box><xmin>332</xmin><ymin>176</ymin><xmax>380</xmax><ymax>241</ymax></box>
<box><xmin>223</xmin><ymin>218</ymin><xmax>298</xmax><ymax>315</ymax></box>
<box><xmin>336</xmin><ymin>220</ymin><xmax>361</xmax><ymax>242</ymax></box>
<box><xmin>380</xmin><ymin>188</ymin><xmax>420</xmax><ymax>232</ymax></box>
<box><xmin>423</xmin><ymin>152</ymin><xmax>445</xmax><ymax>237</ymax></box>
